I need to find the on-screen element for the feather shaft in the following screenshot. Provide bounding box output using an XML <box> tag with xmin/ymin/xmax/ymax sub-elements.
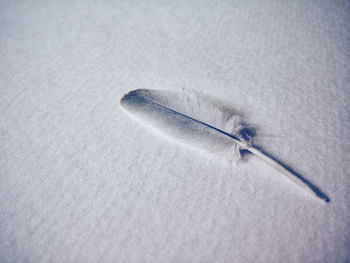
<box><xmin>246</xmin><ymin>146</ymin><xmax>329</xmax><ymax>202</ymax></box>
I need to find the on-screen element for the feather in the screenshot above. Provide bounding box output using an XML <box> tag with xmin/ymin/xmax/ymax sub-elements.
<box><xmin>120</xmin><ymin>89</ymin><xmax>329</xmax><ymax>203</ymax></box>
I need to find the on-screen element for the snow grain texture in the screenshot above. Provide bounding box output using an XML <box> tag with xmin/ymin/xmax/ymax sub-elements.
<box><xmin>0</xmin><ymin>0</ymin><xmax>350</xmax><ymax>263</ymax></box>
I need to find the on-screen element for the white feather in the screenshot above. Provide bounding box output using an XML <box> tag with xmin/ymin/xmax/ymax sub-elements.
<box><xmin>119</xmin><ymin>88</ymin><xmax>329</xmax><ymax>203</ymax></box>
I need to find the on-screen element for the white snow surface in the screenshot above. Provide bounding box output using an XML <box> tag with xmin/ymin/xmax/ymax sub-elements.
<box><xmin>1</xmin><ymin>0</ymin><xmax>349</xmax><ymax>262</ymax></box>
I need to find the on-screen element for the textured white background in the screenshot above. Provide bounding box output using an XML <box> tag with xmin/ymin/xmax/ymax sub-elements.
<box><xmin>1</xmin><ymin>0</ymin><xmax>350</xmax><ymax>262</ymax></box>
